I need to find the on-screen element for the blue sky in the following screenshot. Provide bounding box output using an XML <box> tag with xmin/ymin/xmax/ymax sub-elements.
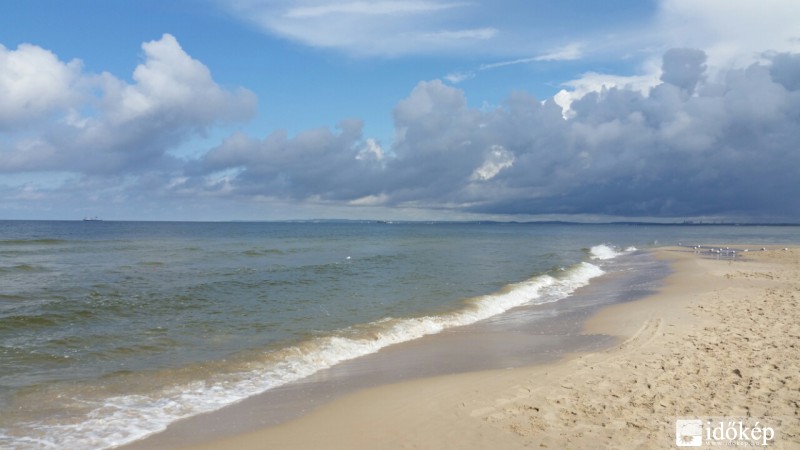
<box><xmin>1</xmin><ymin>0</ymin><xmax>799</xmax><ymax>221</ymax></box>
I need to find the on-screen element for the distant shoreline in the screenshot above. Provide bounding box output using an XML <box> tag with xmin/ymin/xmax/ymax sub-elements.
<box><xmin>3</xmin><ymin>218</ymin><xmax>800</xmax><ymax>226</ymax></box>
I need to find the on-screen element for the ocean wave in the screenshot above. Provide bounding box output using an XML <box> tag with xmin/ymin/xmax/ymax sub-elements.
<box><xmin>5</xmin><ymin>261</ymin><xmax>608</xmax><ymax>449</ymax></box>
<box><xmin>588</xmin><ymin>244</ymin><xmax>628</xmax><ymax>260</ymax></box>
<box><xmin>0</xmin><ymin>239</ymin><xmax>69</xmax><ymax>246</ymax></box>
<box><xmin>0</xmin><ymin>264</ymin><xmax>49</xmax><ymax>274</ymax></box>
<box><xmin>242</xmin><ymin>248</ymin><xmax>286</xmax><ymax>257</ymax></box>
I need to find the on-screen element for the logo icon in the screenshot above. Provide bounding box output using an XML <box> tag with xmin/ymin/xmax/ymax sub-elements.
<box><xmin>676</xmin><ymin>419</ymin><xmax>703</xmax><ymax>447</ymax></box>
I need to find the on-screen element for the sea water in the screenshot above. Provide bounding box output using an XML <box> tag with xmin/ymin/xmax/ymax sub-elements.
<box><xmin>1</xmin><ymin>221</ymin><xmax>798</xmax><ymax>449</ymax></box>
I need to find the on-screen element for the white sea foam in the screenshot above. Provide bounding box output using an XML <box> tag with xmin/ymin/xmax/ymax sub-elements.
<box><xmin>12</xmin><ymin>261</ymin><xmax>609</xmax><ymax>449</ymax></box>
<box><xmin>589</xmin><ymin>244</ymin><xmax>626</xmax><ymax>260</ymax></box>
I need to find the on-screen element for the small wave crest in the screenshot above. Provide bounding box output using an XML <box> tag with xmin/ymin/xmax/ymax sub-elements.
<box><xmin>0</xmin><ymin>264</ymin><xmax>48</xmax><ymax>274</ymax></box>
<box><xmin>8</xmin><ymin>262</ymin><xmax>607</xmax><ymax>449</ymax></box>
<box><xmin>588</xmin><ymin>244</ymin><xmax>629</xmax><ymax>260</ymax></box>
<box><xmin>0</xmin><ymin>238</ymin><xmax>68</xmax><ymax>246</ymax></box>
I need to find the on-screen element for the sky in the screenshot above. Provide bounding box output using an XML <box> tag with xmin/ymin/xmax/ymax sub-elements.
<box><xmin>1</xmin><ymin>0</ymin><xmax>799</xmax><ymax>222</ymax></box>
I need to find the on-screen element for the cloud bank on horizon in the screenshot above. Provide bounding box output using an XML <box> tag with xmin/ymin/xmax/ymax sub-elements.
<box><xmin>1</xmin><ymin>0</ymin><xmax>800</xmax><ymax>221</ymax></box>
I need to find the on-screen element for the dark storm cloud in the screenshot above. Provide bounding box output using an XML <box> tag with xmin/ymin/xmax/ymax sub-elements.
<box><xmin>464</xmin><ymin>51</ymin><xmax>800</xmax><ymax>218</ymax></box>
<box><xmin>769</xmin><ymin>52</ymin><xmax>800</xmax><ymax>91</ymax></box>
<box><xmin>195</xmin><ymin>49</ymin><xmax>800</xmax><ymax>220</ymax></box>
<box><xmin>660</xmin><ymin>48</ymin><xmax>707</xmax><ymax>93</ymax></box>
<box><xmin>195</xmin><ymin>118</ymin><xmax>385</xmax><ymax>201</ymax></box>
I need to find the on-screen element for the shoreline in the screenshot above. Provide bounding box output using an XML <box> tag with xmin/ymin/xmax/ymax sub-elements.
<box><xmin>121</xmin><ymin>249</ymin><xmax>666</xmax><ymax>449</ymax></box>
<box><xmin>169</xmin><ymin>246</ymin><xmax>799</xmax><ymax>449</ymax></box>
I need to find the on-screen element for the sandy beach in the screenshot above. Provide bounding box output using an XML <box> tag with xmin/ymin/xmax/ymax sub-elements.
<box><xmin>174</xmin><ymin>246</ymin><xmax>799</xmax><ymax>449</ymax></box>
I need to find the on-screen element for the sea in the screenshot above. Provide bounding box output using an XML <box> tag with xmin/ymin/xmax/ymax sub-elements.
<box><xmin>1</xmin><ymin>220</ymin><xmax>798</xmax><ymax>449</ymax></box>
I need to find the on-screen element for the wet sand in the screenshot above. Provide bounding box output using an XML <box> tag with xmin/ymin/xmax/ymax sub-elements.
<box><xmin>133</xmin><ymin>246</ymin><xmax>799</xmax><ymax>449</ymax></box>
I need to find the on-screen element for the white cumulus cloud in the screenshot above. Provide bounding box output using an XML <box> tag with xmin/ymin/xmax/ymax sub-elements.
<box><xmin>0</xmin><ymin>34</ymin><xmax>256</xmax><ymax>174</ymax></box>
<box><xmin>0</xmin><ymin>43</ymin><xmax>83</xmax><ymax>129</ymax></box>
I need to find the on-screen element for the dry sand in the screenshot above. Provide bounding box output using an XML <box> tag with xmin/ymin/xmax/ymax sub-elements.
<box><xmin>182</xmin><ymin>246</ymin><xmax>799</xmax><ymax>449</ymax></box>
